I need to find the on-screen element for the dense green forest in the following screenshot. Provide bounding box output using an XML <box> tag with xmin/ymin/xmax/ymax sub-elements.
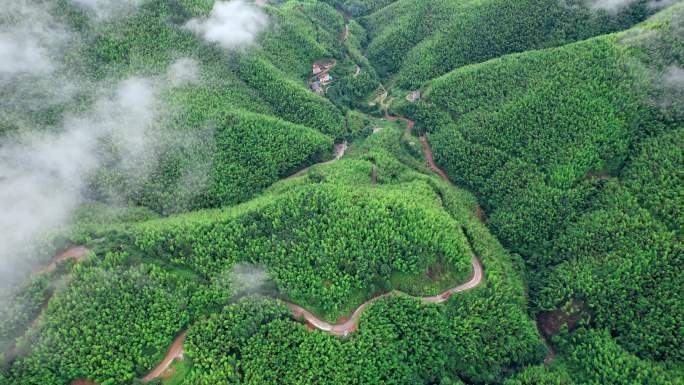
<box><xmin>400</xmin><ymin>0</ymin><xmax>684</xmax><ymax>381</ymax></box>
<box><xmin>1</xmin><ymin>0</ymin><xmax>682</xmax><ymax>384</ymax></box>
<box><xmin>360</xmin><ymin>0</ymin><xmax>657</xmax><ymax>85</ymax></box>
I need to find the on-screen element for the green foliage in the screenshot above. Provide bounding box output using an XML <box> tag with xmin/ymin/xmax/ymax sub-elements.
<box><xmin>236</xmin><ymin>54</ymin><xmax>346</xmax><ymax>139</ymax></box>
<box><xmin>12</xmin><ymin>0</ymin><xmax>349</xmax><ymax>217</ymax></box>
<box><xmin>6</xmin><ymin>253</ymin><xmax>228</xmax><ymax>385</ymax></box>
<box><xmin>185</xmin><ymin>291</ymin><xmax>540</xmax><ymax>385</ymax></box>
<box><xmin>184</xmin><ymin>297</ymin><xmax>291</xmax><ymax>385</ymax></box>
<box><xmin>395</xmin><ymin>0</ymin><xmax>655</xmax><ymax>88</ymax></box>
<box><xmin>7</xmin><ymin>1</ymin><xmax>683</xmax><ymax>384</ymax></box>
<box><xmin>537</xmin><ymin>184</ymin><xmax>683</xmax><ymax>362</ymax></box>
<box><xmin>420</xmin><ymin>5</ymin><xmax>684</xmax><ymax>367</ymax></box>
<box><xmin>205</xmin><ymin>111</ymin><xmax>333</xmax><ymax>206</ymax></box>
<box><xmin>260</xmin><ymin>1</ymin><xmax>344</xmax><ymax>77</ymax></box>
<box><xmin>503</xmin><ymin>365</ymin><xmax>573</xmax><ymax>385</ymax></box>
<box><xmin>557</xmin><ymin>328</ymin><xmax>684</xmax><ymax>385</ymax></box>
<box><xmin>129</xmin><ymin>179</ymin><xmax>472</xmax><ymax>320</ymax></box>
<box><xmin>335</xmin><ymin>0</ymin><xmax>397</xmax><ymax>17</ymax></box>
<box><xmin>623</xmin><ymin>127</ymin><xmax>684</xmax><ymax>235</ymax></box>
<box><xmin>0</xmin><ymin>275</ymin><xmax>53</xmax><ymax>356</ymax></box>
<box><xmin>362</xmin><ymin>0</ymin><xmax>655</xmax><ymax>83</ymax></box>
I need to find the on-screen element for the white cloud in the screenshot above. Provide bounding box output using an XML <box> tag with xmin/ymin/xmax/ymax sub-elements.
<box><xmin>585</xmin><ymin>0</ymin><xmax>678</xmax><ymax>13</ymax></box>
<box><xmin>647</xmin><ymin>0</ymin><xmax>680</xmax><ymax>10</ymax></box>
<box><xmin>185</xmin><ymin>0</ymin><xmax>268</xmax><ymax>49</ymax></box>
<box><xmin>0</xmin><ymin>78</ymin><xmax>161</xmax><ymax>282</ymax></box>
<box><xmin>167</xmin><ymin>57</ymin><xmax>201</xmax><ymax>87</ymax></box>
<box><xmin>0</xmin><ymin>1</ymin><xmax>70</xmax><ymax>77</ymax></box>
<box><xmin>72</xmin><ymin>0</ymin><xmax>144</xmax><ymax>20</ymax></box>
<box><xmin>0</xmin><ymin>32</ymin><xmax>54</xmax><ymax>75</ymax></box>
<box><xmin>661</xmin><ymin>64</ymin><xmax>684</xmax><ymax>88</ymax></box>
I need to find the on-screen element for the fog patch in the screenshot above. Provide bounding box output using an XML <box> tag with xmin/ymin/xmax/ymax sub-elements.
<box><xmin>185</xmin><ymin>0</ymin><xmax>268</xmax><ymax>49</ymax></box>
<box><xmin>0</xmin><ymin>1</ymin><xmax>71</xmax><ymax>77</ymax></box>
<box><xmin>0</xmin><ymin>0</ymin><xmax>88</xmax><ymax>135</ymax></box>
<box><xmin>0</xmin><ymin>77</ymin><xmax>161</xmax><ymax>288</ymax></box>
<box><xmin>219</xmin><ymin>263</ymin><xmax>276</xmax><ymax>298</ymax></box>
<box><xmin>72</xmin><ymin>0</ymin><xmax>144</xmax><ymax>20</ymax></box>
<box><xmin>583</xmin><ymin>0</ymin><xmax>677</xmax><ymax>13</ymax></box>
<box><xmin>653</xmin><ymin>64</ymin><xmax>684</xmax><ymax>111</ymax></box>
<box><xmin>647</xmin><ymin>0</ymin><xmax>680</xmax><ymax>10</ymax></box>
<box><xmin>660</xmin><ymin>64</ymin><xmax>684</xmax><ymax>89</ymax></box>
<box><xmin>167</xmin><ymin>57</ymin><xmax>201</xmax><ymax>87</ymax></box>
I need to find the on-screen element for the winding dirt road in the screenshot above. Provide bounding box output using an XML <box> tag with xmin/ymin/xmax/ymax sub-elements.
<box><xmin>52</xmin><ymin>122</ymin><xmax>489</xmax><ymax>383</ymax></box>
<box><xmin>282</xmin><ymin>118</ymin><xmax>485</xmax><ymax>336</ymax></box>
<box><xmin>420</xmin><ymin>135</ymin><xmax>450</xmax><ymax>182</ymax></box>
<box><xmin>286</xmin><ymin>255</ymin><xmax>483</xmax><ymax>336</ymax></box>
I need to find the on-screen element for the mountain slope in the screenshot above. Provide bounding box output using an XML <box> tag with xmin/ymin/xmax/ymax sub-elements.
<box><xmin>405</xmin><ymin>2</ymin><xmax>684</xmax><ymax>367</ymax></box>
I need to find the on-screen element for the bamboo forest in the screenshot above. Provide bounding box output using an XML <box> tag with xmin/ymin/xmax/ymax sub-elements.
<box><xmin>0</xmin><ymin>0</ymin><xmax>682</xmax><ymax>384</ymax></box>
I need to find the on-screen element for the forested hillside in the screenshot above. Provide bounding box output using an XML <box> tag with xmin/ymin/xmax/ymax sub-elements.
<box><xmin>361</xmin><ymin>0</ymin><xmax>659</xmax><ymax>86</ymax></box>
<box><xmin>1</xmin><ymin>0</ymin><xmax>682</xmax><ymax>384</ymax></box>
<box><xmin>403</xmin><ymin>2</ymin><xmax>684</xmax><ymax>382</ymax></box>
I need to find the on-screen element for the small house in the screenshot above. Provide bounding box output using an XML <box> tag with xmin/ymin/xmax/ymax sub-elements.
<box><xmin>319</xmin><ymin>73</ymin><xmax>333</xmax><ymax>85</ymax></box>
<box><xmin>312</xmin><ymin>64</ymin><xmax>322</xmax><ymax>75</ymax></box>
<box><xmin>407</xmin><ymin>90</ymin><xmax>421</xmax><ymax>102</ymax></box>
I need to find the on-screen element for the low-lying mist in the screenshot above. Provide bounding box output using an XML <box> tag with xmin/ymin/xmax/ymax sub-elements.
<box><xmin>219</xmin><ymin>263</ymin><xmax>277</xmax><ymax>299</ymax></box>
<box><xmin>185</xmin><ymin>0</ymin><xmax>269</xmax><ymax>49</ymax></box>
<box><xmin>584</xmin><ymin>0</ymin><xmax>678</xmax><ymax>13</ymax></box>
<box><xmin>0</xmin><ymin>0</ymin><xmax>272</xmax><ymax>292</ymax></box>
<box><xmin>0</xmin><ymin>77</ymin><xmax>162</xmax><ymax>287</ymax></box>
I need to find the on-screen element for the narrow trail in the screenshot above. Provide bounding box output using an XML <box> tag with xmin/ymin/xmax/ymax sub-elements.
<box><xmin>47</xmin><ymin>106</ymin><xmax>557</xmax><ymax>382</ymax></box>
<box><xmin>385</xmin><ymin>115</ymin><xmax>490</xmax><ymax>225</ymax></box>
<box><xmin>49</xmin><ymin>115</ymin><xmax>486</xmax><ymax>383</ymax></box>
<box><xmin>286</xmin><ymin>141</ymin><xmax>347</xmax><ymax>179</ymax></box>
<box><xmin>36</xmin><ymin>246</ymin><xmax>88</xmax><ymax>274</ymax></box>
<box><xmin>341</xmin><ymin>23</ymin><xmax>349</xmax><ymax>42</ymax></box>
<box><xmin>409</xmin><ymin>115</ymin><xmax>553</xmax><ymax>363</ymax></box>
<box><xmin>25</xmin><ymin>248</ymin><xmax>186</xmax><ymax>385</ymax></box>
<box><xmin>4</xmin><ymin>247</ymin><xmax>90</xmax><ymax>366</ymax></box>
<box><xmin>354</xmin><ymin>65</ymin><xmax>360</xmax><ymax>77</ymax></box>
<box><xmin>281</xmin><ymin>115</ymin><xmax>484</xmax><ymax>335</ymax></box>
<box><xmin>384</xmin><ymin>113</ymin><xmax>414</xmax><ymax>137</ymax></box>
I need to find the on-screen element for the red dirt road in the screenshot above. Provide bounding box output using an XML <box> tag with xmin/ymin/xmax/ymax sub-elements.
<box><xmin>67</xmin><ymin>333</ymin><xmax>186</xmax><ymax>385</ymax></box>
<box><xmin>37</xmin><ymin>246</ymin><xmax>88</xmax><ymax>273</ymax></box>
<box><xmin>283</xmin><ymin>116</ymin><xmax>485</xmax><ymax>336</ymax></box>
<box><xmin>57</xmin><ymin>118</ymin><xmax>489</xmax><ymax>382</ymax></box>
<box><xmin>286</xmin><ymin>254</ymin><xmax>483</xmax><ymax>336</ymax></box>
<box><xmin>384</xmin><ymin>114</ymin><xmax>414</xmax><ymax>133</ymax></box>
<box><xmin>142</xmin><ymin>332</ymin><xmax>187</xmax><ymax>382</ymax></box>
<box><xmin>419</xmin><ymin>135</ymin><xmax>450</xmax><ymax>182</ymax></box>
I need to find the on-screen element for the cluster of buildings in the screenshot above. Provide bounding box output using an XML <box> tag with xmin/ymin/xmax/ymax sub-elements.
<box><xmin>310</xmin><ymin>62</ymin><xmax>335</xmax><ymax>95</ymax></box>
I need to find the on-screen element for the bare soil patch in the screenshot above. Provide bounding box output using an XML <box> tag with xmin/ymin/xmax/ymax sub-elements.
<box><xmin>538</xmin><ymin>300</ymin><xmax>588</xmax><ymax>338</ymax></box>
